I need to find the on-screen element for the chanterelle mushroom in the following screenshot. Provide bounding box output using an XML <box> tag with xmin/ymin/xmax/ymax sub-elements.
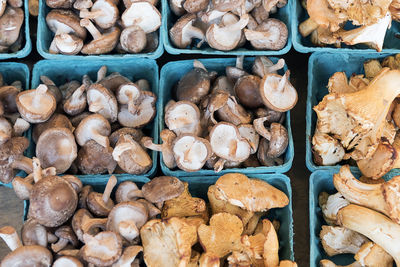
<box><xmin>312</xmin><ymin>131</ymin><xmax>346</xmax><ymax>166</ymax></box>
<box><xmin>140</xmin><ymin>217</ymin><xmax>197</xmax><ymax>267</ymax></box>
<box><xmin>16</xmin><ymin>84</ymin><xmax>56</xmax><ymax>123</ymax></box>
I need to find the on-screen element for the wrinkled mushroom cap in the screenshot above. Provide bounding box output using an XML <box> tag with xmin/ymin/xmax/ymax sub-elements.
<box><xmin>142</xmin><ymin>176</ymin><xmax>185</xmax><ymax>203</ymax></box>
<box><xmin>46</xmin><ymin>9</ymin><xmax>87</xmax><ymax>39</ymax></box>
<box><xmin>215</xmin><ymin>173</ymin><xmax>289</xmax><ymax>212</ymax></box>
<box><xmin>36</xmin><ymin>127</ymin><xmax>77</xmax><ymax>174</ymax></box>
<box><xmin>81</xmin><ymin>231</ymin><xmax>123</xmax><ymax>266</ymax></box>
<box><xmin>29</xmin><ymin>176</ymin><xmax>78</xmax><ymax>227</ymax></box>
<box><xmin>77</xmin><ymin>140</ymin><xmax>117</xmax><ymax>174</ymax></box>
<box><xmin>176</xmin><ymin>66</ymin><xmax>210</xmax><ymax>104</ymax></box>
<box><xmin>1</xmin><ymin>245</ymin><xmax>52</xmax><ymax>267</ymax></box>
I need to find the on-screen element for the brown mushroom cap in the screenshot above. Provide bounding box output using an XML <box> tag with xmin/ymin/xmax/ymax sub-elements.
<box><xmin>0</xmin><ymin>86</ymin><xmax>20</xmax><ymax>114</ymax></box>
<box><xmin>32</xmin><ymin>113</ymin><xmax>74</xmax><ymax>143</ymax></box>
<box><xmin>183</xmin><ymin>0</ymin><xmax>208</xmax><ymax>13</ymax></box>
<box><xmin>0</xmin><ymin>7</ymin><xmax>24</xmax><ymax>47</ymax></box>
<box><xmin>98</xmin><ymin>72</ymin><xmax>132</xmax><ymax>93</ymax></box>
<box><xmin>212</xmin><ymin>0</ymin><xmax>244</xmax><ymax>11</ymax></box>
<box><xmin>142</xmin><ymin>176</ymin><xmax>185</xmax><ymax>203</ymax></box>
<box><xmin>78</xmin><ymin>185</ymin><xmax>92</xmax><ymax>209</ymax></box>
<box><xmin>1</xmin><ymin>245</ymin><xmax>53</xmax><ymax>267</ymax></box>
<box><xmin>120</xmin><ymin>25</ymin><xmax>147</xmax><ymax>53</ymax></box>
<box><xmin>234</xmin><ymin>75</ymin><xmax>263</xmax><ymax>108</ymax></box>
<box><xmin>0</xmin><ymin>137</ymin><xmax>30</xmax><ymax>184</ymax></box>
<box><xmin>110</xmin><ymin>128</ymin><xmax>144</xmax><ymax>147</ymax></box>
<box><xmin>81</xmin><ymin>231</ymin><xmax>123</xmax><ymax>266</ymax></box>
<box><xmin>254</xmin><ymin>121</ymin><xmax>288</xmax><ymax>158</ymax></box>
<box><xmin>29</xmin><ymin>176</ymin><xmax>78</xmax><ymax>227</ymax></box>
<box><xmin>244</xmin><ymin>19</ymin><xmax>288</xmax><ymax>50</ymax></box>
<box><xmin>176</xmin><ymin>66</ymin><xmax>210</xmax><ymax>105</ymax></box>
<box><xmin>121</xmin><ymin>1</ymin><xmax>161</xmax><ymax>32</ymax></box>
<box><xmin>76</xmin><ymin>140</ymin><xmax>117</xmax><ymax>174</ymax></box>
<box><xmin>63</xmin><ymin>84</ymin><xmax>87</xmax><ymax>115</ymax></box>
<box><xmin>75</xmin><ymin>114</ymin><xmax>111</xmax><ymax>148</ymax></box>
<box><xmin>169</xmin><ymin>13</ymin><xmax>205</xmax><ymax>49</ymax></box>
<box><xmin>87</xmin><ymin>175</ymin><xmax>117</xmax><ymax>217</ymax></box>
<box><xmin>51</xmin><ymin>226</ymin><xmax>78</xmax><ymax>252</ymax></box>
<box><xmin>0</xmin><ymin>117</ymin><xmax>12</xmax><ymax>145</ymax></box>
<box><xmin>36</xmin><ymin>127</ymin><xmax>77</xmax><ymax>174</ymax></box>
<box><xmin>259</xmin><ymin>70</ymin><xmax>298</xmax><ymax>112</ymax></box>
<box><xmin>21</xmin><ymin>218</ymin><xmax>52</xmax><ymax>247</ymax></box>
<box><xmin>71</xmin><ymin>209</ymin><xmax>93</xmax><ymax>242</ymax></box>
<box><xmin>80</xmin><ymin>21</ymin><xmax>120</xmax><ymax>55</ymax></box>
<box><xmin>46</xmin><ymin>9</ymin><xmax>87</xmax><ymax>39</ymax></box>
<box><xmin>16</xmin><ymin>85</ymin><xmax>57</xmax><ymax>123</ymax></box>
<box><xmin>86</xmin><ymin>84</ymin><xmax>118</xmax><ymax>122</ymax></box>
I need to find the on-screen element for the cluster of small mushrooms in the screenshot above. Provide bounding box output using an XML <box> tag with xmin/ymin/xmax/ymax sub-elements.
<box><xmin>317</xmin><ymin>165</ymin><xmax>400</xmax><ymax>267</ymax></box>
<box><xmin>299</xmin><ymin>0</ymin><xmax>400</xmax><ymax>51</ymax></box>
<box><xmin>146</xmin><ymin>57</ymin><xmax>297</xmax><ymax>173</ymax></box>
<box><xmin>0</xmin><ymin>0</ymin><xmax>24</xmax><ymax>53</ymax></box>
<box><xmin>169</xmin><ymin>0</ymin><xmax>288</xmax><ymax>51</ymax></box>
<box><xmin>0</xmin><ymin>66</ymin><xmax>157</xmax><ymax>185</ymax></box>
<box><xmin>0</xmin><ymin>172</ymin><xmax>297</xmax><ymax>266</ymax></box>
<box><xmin>45</xmin><ymin>0</ymin><xmax>161</xmax><ymax>55</ymax></box>
<box><xmin>312</xmin><ymin>54</ymin><xmax>400</xmax><ymax>179</ymax></box>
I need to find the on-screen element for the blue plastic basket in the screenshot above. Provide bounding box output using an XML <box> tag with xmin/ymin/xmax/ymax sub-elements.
<box><xmin>23</xmin><ymin>173</ymin><xmax>294</xmax><ymax>264</ymax></box>
<box><xmin>309</xmin><ymin>169</ymin><xmax>399</xmax><ymax>267</ymax></box>
<box><xmin>162</xmin><ymin>0</ymin><xmax>292</xmax><ymax>55</ymax></box>
<box><xmin>31</xmin><ymin>58</ymin><xmax>159</xmax><ymax>178</ymax></box>
<box><xmin>0</xmin><ymin>62</ymin><xmax>31</xmax><ymax>188</ymax></box>
<box><xmin>292</xmin><ymin>0</ymin><xmax>400</xmax><ymax>53</ymax></box>
<box><xmin>0</xmin><ymin>0</ymin><xmax>32</xmax><ymax>60</ymax></box>
<box><xmin>36</xmin><ymin>0</ymin><xmax>164</xmax><ymax>59</ymax></box>
<box><xmin>305</xmin><ymin>52</ymin><xmax>399</xmax><ymax>173</ymax></box>
<box><xmin>159</xmin><ymin>57</ymin><xmax>294</xmax><ymax>177</ymax></box>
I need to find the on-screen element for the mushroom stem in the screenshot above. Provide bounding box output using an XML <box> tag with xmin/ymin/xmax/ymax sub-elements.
<box><xmin>118</xmin><ymin>220</ymin><xmax>139</xmax><ymax>242</ymax></box>
<box><xmin>92</xmin><ymin>131</ymin><xmax>110</xmax><ymax>148</ymax></box>
<box><xmin>127</xmin><ymin>189</ymin><xmax>144</xmax><ymax>200</ymax></box>
<box><xmin>97</xmin><ymin>66</ymin><xmax>107</xmax><ymax>82</ymax></box>
<box><xmin>276</xmin><ymin>70</ymin><xmax>289</xmax><ymax>93</ymax></box>
<box><xmin>13</xmin><ymin>118</ymin><xmax>30</xmax><ymax>136</ymax></box>
<box><xmin>32</xmin><ymin>158</ymin><xmax>42</xmax><ymax>183</ymax></box>
<box><xmin>11</xmin><ymin>156</ymin><xmax>33</xmax><ymax>174</ymax></box>
<box><xmin>141</xmin><ymin>137</ymin><xmax>162</xmax><ymax>151</ymax></box>
<box><xmin>102</xmin><ymin>175</ymin><xmax>117</xmax><ymax>204</ymax></box>
<box><xmin>82</xmin><ymin>217</ymin><xmax>107</xmax><ymax>233</ymax></box>
<box><xmin>47</xmin><ymin>233</ymin><xmax>58</xmax><ymax>243</ymax></box>
<box><xmin>33</xmin><ymin>85</ymin><xmax>48</xmax><ymax>107</ymax></box>
<box><xmin>224</xmin><ymin>14</ymin><xmax>249</xmax><ymax>32</ymax></box>
<box><xmin>236</xmin><ymin>55</ymin><xmax>244</xmax><ymax>70</ymax></box>
<box><xmin>0</xmin><ymin>226</ymin><xmax>22</xmax><ymax>251</ymax></box>
<box><xmin>51</xmin><ymin>238</ymin><xmax>69</xmax><ymax>252</ymax></box>
<box><xmin>214</xmin><ymin>158</ymin><xmax>226</xmax><ymax>172</ymax></box>
<box><xmin>80</xmin><ymin>18</ymin><xmax>102</xmax><ymax>40</ymax></box>
<box><xmin>265</xmin><ymin>58</ymin><xmax>285</xmax><ymax>74</ymax></box>
<box><xmin>253</xmin><ymin>117</ymin><xmax>272</xmax><ymax>140</ymax></box>
<box><xmin>79</xmin><ymin>9</ymin><xmax>103</xmax><ymax>19</ymax></box>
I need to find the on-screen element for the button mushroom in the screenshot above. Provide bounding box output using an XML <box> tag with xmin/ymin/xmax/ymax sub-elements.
<box><xmin>16</xmin><ymin>84</ymin><xmax>57</xmax><ymax>123</ymax></box>
<box><xmin>75</xmin><ymin>114</ymin><xmax>111</xmax><ymax>148</ymax></box>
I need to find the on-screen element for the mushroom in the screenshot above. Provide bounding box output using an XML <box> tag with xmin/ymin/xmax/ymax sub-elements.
<box><xmin>0</xmin><ymin>117</ymin><xmax>12</xmax><ymax>145</ymax></box>
<box><xmin>140</xmin><ymin>217</ymin><xmax>197</xmax><ymax>267</ymax></box>
<box><xmin>107</xmin><ymin>201</ymin><xmax>148</xmax><ymax>243</ymax></box>
<box><xmin>77</xmin><ymin>140</ymin><xmax>117</xmax><ymax>174</ymax></box>
<box><xmin>198</xmin><ymin>212</ymin><xmax>243</xmax><ymax>257</ymax></box>
<box><xmin>121</xmin><ymin>1</ymin><xmax>161</xmax><ymax>32</ymax></box>
<box><xmin>75</xmin><ymin>114</ymin><xmax>111</xmax><ymax>148</ymax></box>
<box><xmin>46</xmin><ymin>9</ymin><xmax>87</xmax><ymax>39</ymax></box>
<box><xmin>32</xmin><ymin>113</ymin><xmax>74</xmax><ymax>143</ymax></box>
<box><xmin>0</xmin><ymin>85</ymin><xmax>20</xmax><ymax>114</ymax></box>
<box><xmin>141</xmin><ymin>176</ymin><xmax>185</xmax><ymax>207</ymax></box>
<box><xmin>259</xmin><ymin>70</ymin><xmax>298</xmax><ymax>112</ymax></box>
<box><xmin>53</xmin><ymin>33</ymin><xmax>84</xmax><ymax>55</ymax></box>
<box><xmin>337</xmin><ymin>204</ymin><xmax>400</xmax><ymax>266</ymax></box>
<box><xmin>115</xmin><ymin>83</ymin><xmax>143</xmax><ymax>114</ymax></box>
<box><xmin>141</xmin><ymin>129</ymin><xmax>177</xmax><ymax>169</ymax></box>
<box><xmin>170</xmin><ymin>13</ymin><xmax>205</xmax><ymax>48</ymax></box>
<box><xmin>117</xmin><ymin>91</ymin><xmax>157</xmax><ymax>128</ymax></box>
<box><xmin>0</xmin><ymin>226</ymin><xmax>23</xmax><ymax>251</ymax></box>
<box><xmin>319</xmin><ymin>192</ymin><xmax>350</xmax><ymax>226</ymax></box>
<box><xmin>79</xmin><ymin>0</ymin><xmax>119</xmax><ymax>29</ymax></box>
<box><xmin>206</xmin><ymin>14</ymin><xmax>249</xmax><ymax>51</ymax></box>
<box><xmin>16</xmin><ymin>84</ymin><xmax>56</xmax><ymax>123</ymax></box>
<box><xmin>209</xmin><ymin>123</ymin><xmax>251</xmax><ymax>171</ymax></box>
<box><xmin>215</xmin><ymin>95</ymin><xmax>252</xmax><ymax>125</ymax></box>
<box><xmin>87</xmin><ymin>175</ymin><xmax>117</xmax><ymax>217</ymax></box>
<box><xmin>234</xmin><ymin>75</ymin><xmax>263</xmax><ymax>108</ymax></box>
<box><xmin>71</xmin><ymin>209</ymin><xmax>95</xmax><ymax>242</ymax></box>
<box><xmin>253</xmin><ymin>119</ymin><xmax>288</xmax><ymax>158</ymax></box>
<box><xmin>21</xmin><ymin>218</ymin><xmax>58</xmax><ymax>247</ymax></box>
<box><xmin>110</xmin><ymin>127</ymin><xmax>143</xmax><ymax>147</ymax></box>
<box><xmin>312</xmin><ymin>131</ymin><xmax>345</xmax><ymax>166</ymax></box>
<box><xmin>199</xmin><ymin>252</ymin><xmax>220</xmax><ymax>267</ymax></box>
<box><xmin>165</xmin><ymin>100</ymin><xmax>201</xmax><ymax>136</ymax></box>
<box><xmin>112</xmin><ymin>134</ymin><xmax>152</xmax><ymax>174</ymax></box>
<box><xmin>12</xmin><ymin>118</ymin><xmax>30</xmax><ymax>136</ymax></box>
<box><xmin>244</xmin><ymin>18</ymin><xmax>288</xmax><ymax>50</ymax></box>
<box><xmin>51</xmin><ymin>226</ymin><xmax>78</xmax><ymax>252</ymax></box>
<box><xmin>120</xmin><ymin>26</ymin><xmax>147</xmax><ymax>53</ymax></box>
<box><xmin>162</xmin><ymin>182</ymin><xmax>208</xmax><ymax>220</ymax></box>
<box><xmin>80</xmin><ymin>19</ymin><xmax>120</xmax><ymax>54</ymax></box>
<box><xmin>28</xmin><ymin>173</ymin><xmax>78</xmax><ymax>227</ymax></box>
<box><xmin>183</xmin><ymin>0</ymin><xmax>208</xmax><ymax>13</ymax></box>
<box><xmin>81</xmin><ymin>232</ymin><xmax>123</xmax><ymax>266</ymax></box>
<box><xmin>98</xmin><ymin>72</ymin><xmax>132</xmax><ymax>93</ymax></box>
<box><xmin>238</xmin><ymin>124</ymin><xmax>260</xmax><ymax>154</ymax></box>
<box><xmin>252</xmin><ymin>57</ymin><xmax>285</xmax><ymax>80</ymax></box>
<box><xmin>36</xmin><ymin>127</ymin><xmax>77</xmax><ymax>174</ymax></box>
<box><xmin>112</xmin><ymin>246</ymin><xmax>143</xmax><ymax>267</ymax></box>
<box><xmin>115</xmin><ymin>181</ymin><xmax>143</xmax><ymax>203</ymax></box>
<box><xmin>319</xmin><ymin>225</ymin><xmax>369</xmax><ymax>256</ymax></box>
<box><xmin>214</xmin><ymin>173</ymin><xmax>289</xmax><ymax>212</ymax></box>
<box><xmin>0</xmin><ymin>7</ymin><xmax>24</xmax><ymax>48</ymax></box>
<box><xmin>53</xmin><ymin>256</ymin><xmax>83</xmax><ymax>267</ymax></box>
<box><xmin>137</xmin><ymin>199</ymin><xmax>161</xmax><ymax>219</ymax></box>
<box><xmin>333</xmin><ymin>165</ymin><xmax>400</xmax><ymax>224</ymax></box>
<box><xmin>172</xmin><ymin>134</ymin><xmax>212</xmax><ymax>172</ymax></box>
<box><xmin>86</xmin><ymin>84</ymin><xmax>118</xmax><ymax>122</ymax></box>
<box><xmin>63</xmin><ymin>84</ymin><xmax>87</xmax><ymax>115</ymax></box>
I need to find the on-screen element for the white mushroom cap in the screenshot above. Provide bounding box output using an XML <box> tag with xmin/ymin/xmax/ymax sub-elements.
<box><xmin>87</xmin><ymin>84</ymin><xmax>118</xmax><ymax>122</ymax></box>
<box><xmin>53</xmin><ymin>256</ymin><xmax>83</xmax><ymax>267</ymax></box>
<box><xmin>117</xmin><ymin>91</ymin><xmax>156</xmax><ymax>128</ymax></box>
<box><xmin>209</xmin><ymin>122</ymin><xmax>251</xmax><ymax>162</ymax></box>
<box><xmin>80</xmin><ymin>0</ymin><xmax>119</xmax><ymax>29</ymax></box>
<box><xmin>165</xmin><ymin>100</ymin><xmax>201</xmax><ymax>136</ymax></box>
<box><xmin>75</xmin><ymin>114</ymin><xmax>111</xmax><ymax>148</ymax></box>
<box><xmin>172</xmin><ymin>134</ymin><xmax>212</xmax><ymax>172</ymax></box>
<box><xmin>121</xmin><ymin>2</ymin><xmax>161</xmax><ymax>33</ymax></box>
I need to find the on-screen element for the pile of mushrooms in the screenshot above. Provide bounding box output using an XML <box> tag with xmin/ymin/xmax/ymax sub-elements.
<box><xmin>298</xmin><ymin>0</ymin><xmax>400</xmax><ymax>51</ymax></box>
<box><xmin>45</xmin><ymin>0</ymin><xmax>161</xmax><ymax>55</ymax></box>
<box><xmin>1</xmin><ymin>172</ymin><xmax>297</xmax><ymax>266</ymax></box>
<box><xmin>0</xmin><ymin>0</ymin><xmax>24</xmax><ymax>53</ymax></box>
<box><xmin>317</xmin><ymin>165</ymin><xmax>400</xmax><ymax>267</ymax></box>
<box><xmin>169</xmin><ymin>0</ymin><xmax>288</xmax><ymax>51</ymax></box>
<box><xmin>312</xmin><ymin>54</ymin><xmax>400</xmax><ymax>180</ymax></box>
<box><xmin>144</xmin><ymin>57</ymin><xmax>297</xmax><ymax>172</ymax></box>
<box><xmin>0</xmin><ymin>65</ymin><xmax>156</xmax><ymax>184</ymax></box>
